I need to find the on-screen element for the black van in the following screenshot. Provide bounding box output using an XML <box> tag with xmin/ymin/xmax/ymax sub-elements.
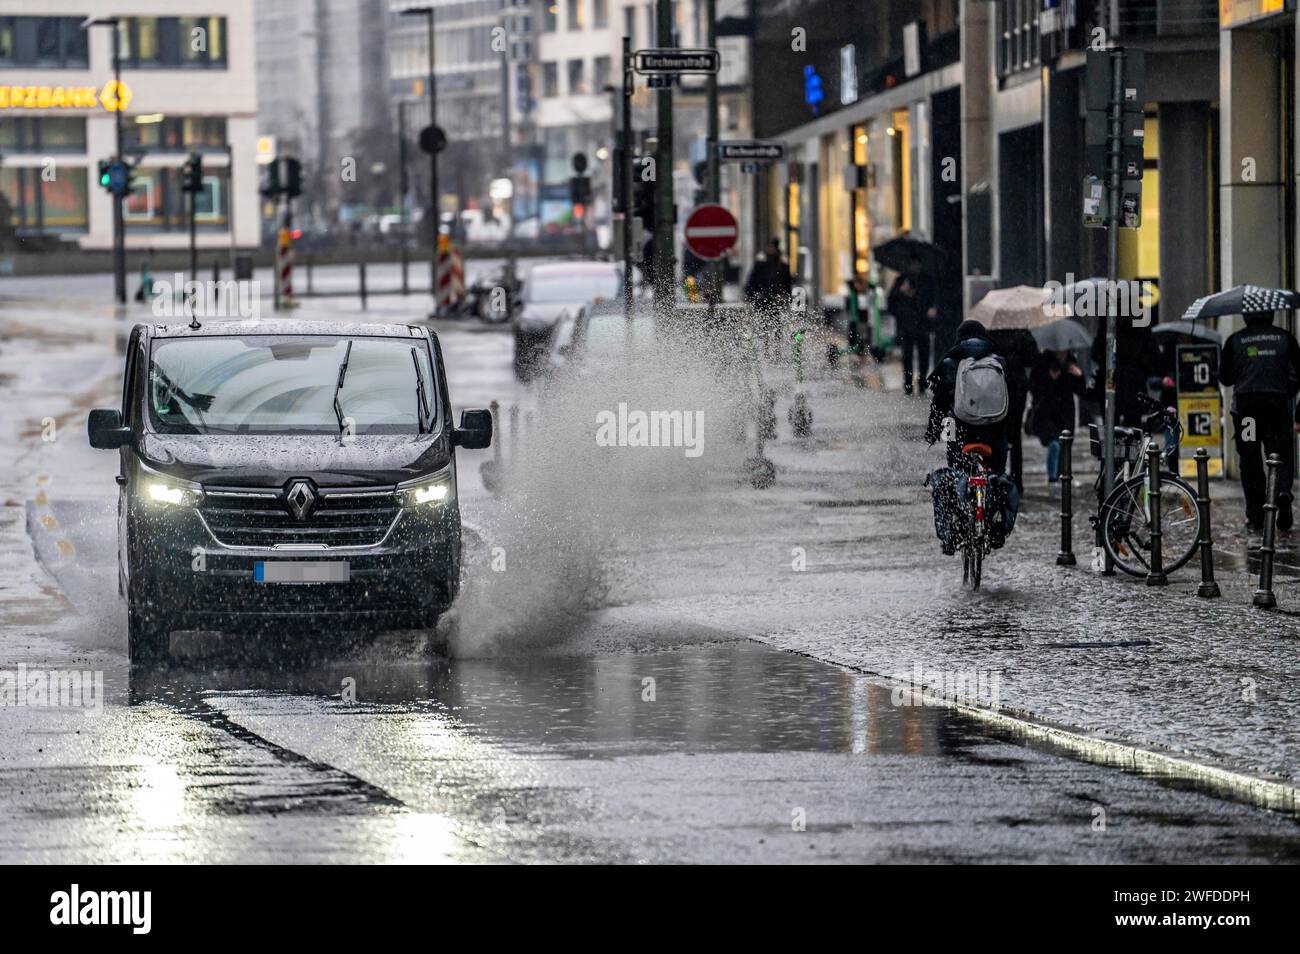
<box><xmin>88</xmin><ymin>319</ymin><xmax>491</xmax><ymax>666</ymax></box>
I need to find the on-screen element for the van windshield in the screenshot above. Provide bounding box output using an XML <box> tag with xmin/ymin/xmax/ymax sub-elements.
<box><xmin>148</xmin><ymin>335</ymin><xmax>438</xmax><ymax>435</ymax></box>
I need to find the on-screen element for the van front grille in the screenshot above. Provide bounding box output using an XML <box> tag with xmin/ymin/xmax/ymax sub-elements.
<box><xmin>200</xmin><ymin>485</ymin><xmax>398</xmax><ymax>548</ymax></box>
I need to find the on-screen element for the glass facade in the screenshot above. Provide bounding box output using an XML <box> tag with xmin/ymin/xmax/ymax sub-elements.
<box><xmin>115</xmin><ymin>16</ymin><xmax>228</xmax><ymax>69</ymax></box>
<box><xmin>0</xmin><ymin>165</ymin><xmax>89</xmax><ymax>233</ymax></box>
<box><xmin>0</xmin><ymin>16</ymin><xmax>90</xmax><ymax>69</ymax></box>
<box><xmin>123</xmin><ymin>116</ymin><xmax>228</xmax><ymax>153</ymax></box>
<box><xmin>752</xmin><ymin>0</ymin><xmax>959</xmax><ymax>137</ymax></box>
<box><xmin>0</xmin><ymin>116</ymin><xmax>87</xmax><ymax>153</ymax></box>
<box><xmin>124</xmin><ymin>166</ymin><xmax>229</xmax><ymax>231</ymax></box>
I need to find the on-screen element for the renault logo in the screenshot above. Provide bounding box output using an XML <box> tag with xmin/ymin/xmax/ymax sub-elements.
<box><xmin>285</xmin><ymin>480</ymin><xmax>316</xmax><ymax>520</ymax></box>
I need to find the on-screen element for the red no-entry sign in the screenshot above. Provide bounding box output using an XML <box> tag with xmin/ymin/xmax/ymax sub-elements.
<box><xmin>683</xmin><ymin>204</ymin><xmax>739</xmax><ymax>261</ymax></box>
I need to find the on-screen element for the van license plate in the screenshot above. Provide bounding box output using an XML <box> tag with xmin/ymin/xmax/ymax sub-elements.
<box><xmin>254</xmin><ymin>561</ymin><xmax>350</xmax><ymax>584</ymax></box>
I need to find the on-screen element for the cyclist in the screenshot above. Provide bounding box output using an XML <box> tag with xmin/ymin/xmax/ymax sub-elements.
<box><xmin>925</xmin><ymin>319</ymin><xmax>1019</xmax><ymax>553</ymax></box>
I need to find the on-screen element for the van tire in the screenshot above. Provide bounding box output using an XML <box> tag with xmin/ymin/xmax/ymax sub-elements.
<box><xmin>127</xmin><ymin>585</ymin><xmax>170</xmax><ymax>667</ymax></box>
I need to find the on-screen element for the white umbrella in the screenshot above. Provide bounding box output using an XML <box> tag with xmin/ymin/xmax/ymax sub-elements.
<box><xmin>970</xmin><ymin>285</ymin><xmax>1064</xmax><ymax>330</ymax></box>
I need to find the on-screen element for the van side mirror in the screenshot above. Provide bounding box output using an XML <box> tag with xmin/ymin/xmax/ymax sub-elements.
<box><xmin>453</xmin><ymin>408</ymin><xmax>493</xmax><ymax>450</ymax></box>
<box><xmin>88</xmin><ymin>408</ymin><xmax>132</xmax><ymax>449</ymax></box>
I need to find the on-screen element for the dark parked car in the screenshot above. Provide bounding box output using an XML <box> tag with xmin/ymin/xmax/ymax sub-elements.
<box><xmin>88</xmin><ymin>319</ymin><xmax>492</xmax><ymax>666</ymax></box>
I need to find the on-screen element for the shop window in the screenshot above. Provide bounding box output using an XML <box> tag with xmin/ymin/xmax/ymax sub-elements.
<box><xmin>126</xmin><ymin>166</ymin><xmax>228</xmax><ymax>231</ymax></box>
<box><xmin>542</xmin><ymin>62</ymin><xmax>559</xmax><ymax>98</ymax></box>
<box><xmin>0</xmin><ymin>117</ymin><xmax>87</xmax><ymax>153</ymax></box>
<box><xmin>0</xmin><ymin>165</ymin><xmax>88</xmax><ymax>233</ymax></box>
<box><xmin>568</xmin><ymin>59</ymin><xmax>585</xmax><ymax>94</ymax></box>
<box><xmin>124</xmin><ymin>116</ymin><xmax>228</xmax><ymax>153</ymax></box>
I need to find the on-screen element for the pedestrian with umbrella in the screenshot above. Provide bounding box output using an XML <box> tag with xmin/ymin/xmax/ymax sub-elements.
<box><xmin>876</xmin><ymin>235</ymin><xmax>945</xmax><ymax>396</ymax></box>
<box><xmin>1198</xmin><ymin>285</ymin><xmax>1300</xmax><ymax>532</ymax></box>
<box><xmin>969</xmin><ymin>285</ymin><xmax>1061</xmax><ymax>491</ymax></box>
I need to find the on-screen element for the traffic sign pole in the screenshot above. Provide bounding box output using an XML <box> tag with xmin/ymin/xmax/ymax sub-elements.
<box><xmin>1100</xmin><ymin>50</ymin><xmax>1125</xmax><ymax>575</ymax></box>
<box><xmin>621</xmin><ymin>35</ymin><xmax>634</xmax><ymax>329</ymax></box>
<box><xmin>704</xmin><ymin>0</ymin><xmax>720</xmax><ymax>319</ymax></box>
<box><xmin>652</xmin><ymin>0</ymin><xmax>676</xmax><ymax>318</ymax></box>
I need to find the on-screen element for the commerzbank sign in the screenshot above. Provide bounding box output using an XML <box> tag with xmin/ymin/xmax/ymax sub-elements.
<box><xmin>0</xmin><ymin>80</ymin><xmax>133</xmax><ymax>111</ymax></box>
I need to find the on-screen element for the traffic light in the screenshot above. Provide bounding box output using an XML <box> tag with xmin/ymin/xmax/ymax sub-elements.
<box><xmin>260</xmin><ymin>158</ymin><xmax>281</xmax><ymax>197</ymax></box>
<box><xmin>633</xmin><ymin>174</ymin><xmax>656</xmax><ymax>229</ymax></box>
<box><xmin>181</xmin><ymin>153</ymin><xmax>203</xmax><ymax>194</ymax></box>
<box><xmin>282</xmin><ymin>157</ymin><xmax>302</xmax><ymax>198</ymax></box>
<box><xmin>97</xmin><ymin>159</ymin><xmax>133</xmax><ymax>197</ymax></box>
<box><xmin>569</xmin><ymin>175</ymin><xmax>592</xmax><ymax>208</ymax></box>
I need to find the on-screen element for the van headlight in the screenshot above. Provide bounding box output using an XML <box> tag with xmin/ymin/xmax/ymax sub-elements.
<box><xmin>397</xmin><ymin>466</ymin><xmax>455</xmax><ymax>508</ymax></box>
<box><xmin>143</xmin><ymin>474</ymin><xmax>203</xmax><ymax>508</ymax></box>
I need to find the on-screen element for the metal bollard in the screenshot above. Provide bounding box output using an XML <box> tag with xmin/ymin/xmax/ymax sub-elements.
<box><xmin>1146</xmin><ymin>444</ymin><xmax>1167</xmax><ymax>585</ymax></box>
<box><xmin>1194</xmin><ymin>448</ymin><xmax>1220</xmax><ymax>598</ymax></box>
<box><xmin>212</xmin><ymin>260</ymin><xmax>220</xmax><ymax>283</ymax></box>
<box><xmin>1056</xmin><ymin>430</ymin><xmax>1076</xmax><ymax>566</ymax></box>
<box><xmin>1254</xmin><ymin>453</ymin><xmax>1281</xmax><ymax>609</ymax></box>
<box><xmin>490</xmin><ymin>400</ymin><xmax>501</xmax><ymax>466</ymax></box>
<box><xmin>359</xmin><ymin>261</ymin><xmax>368</xmax><ymax>309</ymax></box>
<box><xmin>307</xmin><ymin>254</ymin><xmax>314</xmax><ymax>295</ymax></box>
<box><xmin>509</xmin><ymin>404</ymin><xmax>520</xmax><ymax>460</ymax></box>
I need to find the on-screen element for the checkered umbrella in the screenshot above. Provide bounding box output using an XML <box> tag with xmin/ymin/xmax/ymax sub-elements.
<box><xmin>1181</xmin><ymin>285</ymin><xmax>1300</xmax><ymax>321</ymax></box>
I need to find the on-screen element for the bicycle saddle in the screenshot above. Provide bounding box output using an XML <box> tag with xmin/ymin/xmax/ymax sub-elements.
<box><xmin>962</xmin><ymin>442</ymin><xmax>994</xmax><ymax>459</ymax></box>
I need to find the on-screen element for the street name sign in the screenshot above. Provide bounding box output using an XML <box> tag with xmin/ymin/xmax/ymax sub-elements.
<box><xmin>633</xmin><ymin>48</ymin><xmax>720</xmax><ymax>75</ymax></box>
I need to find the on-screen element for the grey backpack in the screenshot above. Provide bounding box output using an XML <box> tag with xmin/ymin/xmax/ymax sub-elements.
<box><xmin>953</xmin><ymin>355</ymin><xmax>1009</xmax><ymax>426</ymax></box>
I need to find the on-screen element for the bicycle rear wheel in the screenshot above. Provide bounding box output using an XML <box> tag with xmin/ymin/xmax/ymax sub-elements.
<box><xmin>1101</xmin><ymin>473</ymin><xmax>1201</xmax><ymax>577</ymax></box>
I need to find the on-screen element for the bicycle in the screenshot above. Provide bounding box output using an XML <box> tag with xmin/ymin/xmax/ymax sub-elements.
<box><xmin>1089</xmin><ymin>394</ymin><xmax>1201</xmax><ymax>577</ymax></box>
<box><xmin>960</xmin><ymin>442</ymin><xmax>996</xmax><ymax>591</ymax></box>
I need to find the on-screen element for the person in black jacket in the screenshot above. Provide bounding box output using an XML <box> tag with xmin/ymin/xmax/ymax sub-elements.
<box><xmin>887</xmin><ymin>256</ymin><xmax>937</xmax><ymax>396</ymax></box>
<box><xmin>1220</xmin><ymin>311</ymin><xmax>1300</xmax><ymax>531</ymax></box>
<box><xmin>744</xmin><ymin>238</ymin><xmax>794</xmax><ymax>354</ymax></box>
<box><xmin>1028</xmin><ymin>349</ymin><xmax>1086</xmax><ymax>484</ymax></box>
<box><xmin>1089</xmin><ymin>321</ymin><xmax>1161</xmax><ymax>427</ymax></box>
<box><xmin>926</xmin><ymin>319</ymin><xmax>1012</xmax><ymax>473</ymax></box>
<box><xmin>988</xmin><ymin>328</ymin><xmax>1039</xmax><ymax>492</ymax></box>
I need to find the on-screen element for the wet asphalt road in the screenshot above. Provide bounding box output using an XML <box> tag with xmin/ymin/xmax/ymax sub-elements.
<box><xmin>3</xmin><ymin>285</ymin><xmax>1300</xmax><ymax>862</ymax></box>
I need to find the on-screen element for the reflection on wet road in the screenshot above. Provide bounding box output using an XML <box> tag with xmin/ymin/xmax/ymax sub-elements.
<box><xmin>71</xmin><ymin>641</ymin><xmax>1296</xmax><ymax>864</ymax></box>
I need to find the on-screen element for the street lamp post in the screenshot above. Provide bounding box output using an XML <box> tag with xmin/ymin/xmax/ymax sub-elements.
<box><xmin>398</xmin><ymin>100</ymin><xmax>411</xmax><ymax>296</ymax></box>
<box><xmin>83</xmin><ymin>16</ymin><xmax>126</xmax><ymax>304</ymax></box>
<box><xmin>401</xmin><ymin>6</ymin><xmax>439</xmax><ymax>314</ymax></box>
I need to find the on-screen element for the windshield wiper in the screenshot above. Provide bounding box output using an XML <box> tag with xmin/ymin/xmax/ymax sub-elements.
<box><xmin>332</xmin><ymin>340</ymin><xmax>353</xmax><ymax>441</ymax></box>
<box><xmin>152</xmin><ymin>366</ymin><xmax>212</xmax><ymax>432</ymax></box>
<box><xmin>411</xmin><ymin>348</ymin><xmax>431</xmax><ymax>434</ymax></box>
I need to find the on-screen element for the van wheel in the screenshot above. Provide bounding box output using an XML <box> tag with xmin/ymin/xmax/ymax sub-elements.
<box><xmin>127</xmin><ymin>587</ymin><xmax>170</xmax><ymax>667</ymax></box>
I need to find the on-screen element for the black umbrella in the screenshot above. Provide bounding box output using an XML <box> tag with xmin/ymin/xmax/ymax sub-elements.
<box><xmin>1182</xmin><ymin>284</ymin><xmax>1300</xmax><ymax>320</ymax></box>
<box><xmin>873</xmin><ymin>234</ymin><xmax>946</xmax><ymax>276</ymax></box>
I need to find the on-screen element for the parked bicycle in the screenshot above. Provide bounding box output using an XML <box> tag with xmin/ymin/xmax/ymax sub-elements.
<box><xmin>1090</xmin><ymin>393</ymin><xmax>1200</xmax><ymax>577</ymax></box>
